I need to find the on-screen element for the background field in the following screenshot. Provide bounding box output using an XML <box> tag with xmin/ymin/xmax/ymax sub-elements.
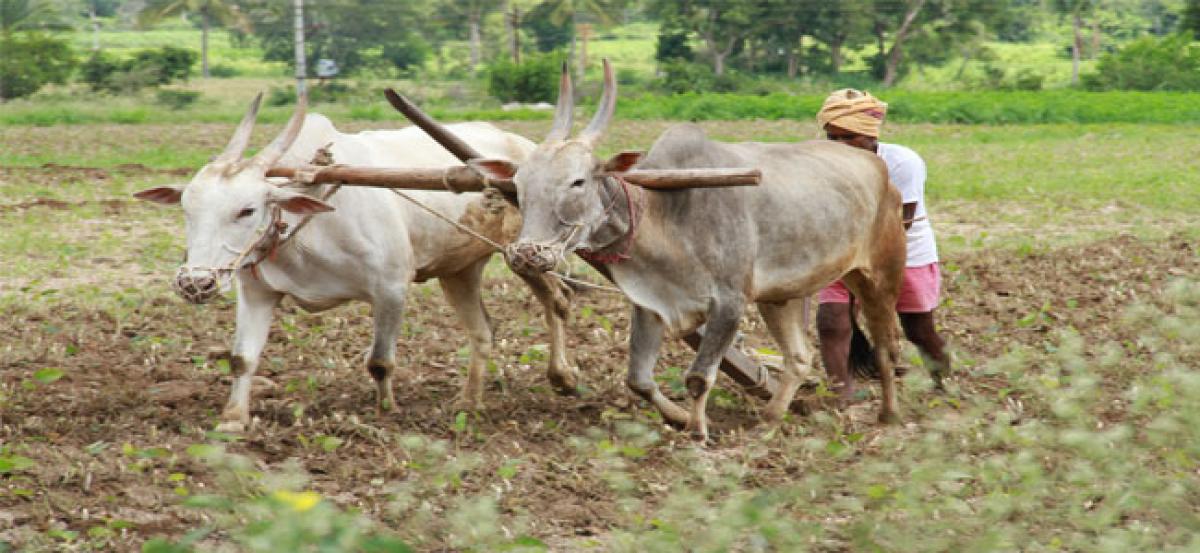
<box><xmin>1</xmin><ymin>111</ymin><xmax>1199</xmax><ymax>550</ymax></box>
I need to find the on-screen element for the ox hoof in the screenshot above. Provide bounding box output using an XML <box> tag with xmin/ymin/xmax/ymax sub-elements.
<box><xmin>215</xmin><ymin>420</ymin><xmax>247</xmax><ymax>433</ymax></box>
<box><xmin>546</xmin><ymin>368</ymin><xmax>581</xmax><ymax>395</ymax></box>
<box><xmin>684</xmin><ymin>425</ymin><xmax>711</xmax><ymax>445</ymax></box>
<box><xmin>452</xmin><ymin>396</ymin><xmax>486</xmax><ymax>412</ymax></box>
<box><xmin>762</xmin><ymin>404</ymin><xmax>789</xmax><ymax>424</ymax></box>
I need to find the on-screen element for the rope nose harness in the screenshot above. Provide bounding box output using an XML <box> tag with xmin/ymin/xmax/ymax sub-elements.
<box><xmin>172</xmin><ymin>204</ymin><xmax>287</xmax><ymax>304</ymax></box>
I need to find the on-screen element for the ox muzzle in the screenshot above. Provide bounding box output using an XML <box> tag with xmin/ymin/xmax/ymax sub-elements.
<box><xmin>504</xmin><ymin>242</ymin><xmax>562</xmax><ymax>275</ymax></box>
<box><xmin>172</xmin><ymin>266</ymin><xmax>230</xmax><ymax>304</ymax></box>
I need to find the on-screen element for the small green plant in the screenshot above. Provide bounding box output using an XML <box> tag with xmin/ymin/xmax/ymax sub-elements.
<box><xmin>486</xmin><ymin>52</ymin><xmax>563</xmax><ymax>103</ymax></box>
<box><xmin>155</xmin><ymin>89</ymin><xmax>201</xmax><ymax>110</ymax></box>
<box><xmin>80</xmin><ymin>47</ymin><xmax>197</xmax><ymax>94</ymax></box>
<box><xmin>208</xmin><ymin>64</ymin><xmax>240</xmax><ymax>78</ymax></box>
<box><xmin>146</xmin><ymin>444</ymin><xmax>413</xmax><ymax>552</ymax></box>
<box><xmin>267</xmin><ymin>85</ymin><xmax>296</xmax><ymax>106</ymax></box>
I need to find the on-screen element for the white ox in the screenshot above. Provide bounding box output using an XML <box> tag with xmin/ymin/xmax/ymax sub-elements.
<box><xmin>135</xmin><ymin>95</ymin><xmax>578</xmax><ymax>432</ymax></box>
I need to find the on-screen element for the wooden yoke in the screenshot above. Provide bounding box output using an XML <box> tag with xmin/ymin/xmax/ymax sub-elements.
<box><xmin>266</xmin><ymin>165</ymin><xmax>761</xmax><ymax>192</ymax></box>
<box><xmin>380</xmin><ymin>88</ymin><xmax>803</xmax><ymax>415</ymax></box>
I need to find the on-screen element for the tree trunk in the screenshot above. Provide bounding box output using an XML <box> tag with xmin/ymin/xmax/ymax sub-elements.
<box><xmin>578</xmin><ymin>23</ymin><xmax>591</xmax><ymax>81</ymax></box>
<box><xmin>468</xmin><ymin>15</ymin><xmax>481</xmax><ymax>73</ymax></box>
<box><xmin>90</xmin><ymin>1</ymin><xmax>100</xmax><ymax>51</ymax></box>
<box><xmin>294</xmin><ymin>0</ymin><xmax>306</xmax><ymax>95</ymax></box>
<box><xmin>830</xmin><ymin>35</ymin><xmax>844</xmax><ymax>74</ymax></box>
<box><xmin>786</xmin><ymin>35</ymin><xmax>803</xmax><ymax>78</ymax></box>
<box><xmin>702</xmin><ymin>30</ymin><xmax>741</xmax><ymax>77</ymax></box>
<box><xmin>954</xmin><ymin>47</ymin><xmax>972</xmax><ymax>79</ymax></box>
<box><xmin>201</xmin><ymin>12</ymin><xmax>210</xmax><ymax>78</ymax></box>
<box><xmin>882</xmin><ymin>0</ymin><xmax>926</xmax><ymax>87</ymax></box>
<box><xmin>508</xmin><ymin>6</ymin><xmax>521</xmax><ymax>64</ymax></box>
<box><xmin>1071</xmin><ymin>12</ymin><xmax>1082</xmax><ymax>85</ymax></box>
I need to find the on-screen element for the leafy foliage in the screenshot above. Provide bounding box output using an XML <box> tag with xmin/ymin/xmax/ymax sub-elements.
<box><xmin>0</xmin><ymin>31</ymin><xmax>75</xmax><ymax>100</ymax></box>
<box><xmin>136</xmin><ymin>0</ymin><xmax>249</xmax><ymax>78</ymax></box>
<box><xmin>144</xmin><ymin>445</ymin><xmax>414</xmax><ymax>552</ymax></box>
<box><xmin>79</xmin><ymin>47</ymin><xmax>197</xmax><ymax>94</ymax></box>
<box><xmin>0</xmin><ymin>0</ymin><xmax>71</xmax><ymax>33</ymax></box>
<box><xmin>240</xmin><ymin>0</ymin><xmax>428</xmax><ymax>76</ymax></box>
<box><xmin>522</xmin><ymin>0</ymin><xmax>573</xmax><ymax>53</ymax></box>
<box><xmin>613</xmin><ymin>89</ymin><xmax>1200</xmax><ymax>124</ymax></box>
<box><xmin>139</xmin><ymin>280</ymin><xmax>1200</xmax><ymax>550</ymax></box>
<box><xmin>486</xmin><ymin>51</ymin><xmax>563</xmax><ymax>102</ymax></box>
<box><xmin>155</xmin><ymin>89</ymin><xmax>201</xmax><ymax>110</ymax></box>
<box><xmin>653</xmin><ymin>20</ymin><xmax>692</xmax><ymax>63</ymax></box>
<box><xmin>1083</xmin><ymin>33</ymin><xmax>1200</xmax><ymax>91</ymax></box>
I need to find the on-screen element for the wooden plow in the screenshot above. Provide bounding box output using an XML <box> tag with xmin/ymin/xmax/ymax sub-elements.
<box><xmin>266</xmin><ymin>89</ymin><xmax>805</xmax><ymax>414</ymax></box>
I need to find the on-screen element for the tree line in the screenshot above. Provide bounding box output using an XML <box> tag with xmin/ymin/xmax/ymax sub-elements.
<box><xmin>4</xmin><ymin>0</ymin><xmax>1200</xmax><ymax>101</ymax></box>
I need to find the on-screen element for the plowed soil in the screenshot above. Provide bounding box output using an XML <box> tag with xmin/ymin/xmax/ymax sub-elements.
<box><xmin>1</xmin><ymin>161</ymin><xmax>1197</xmax><ymax>549</ymax></box>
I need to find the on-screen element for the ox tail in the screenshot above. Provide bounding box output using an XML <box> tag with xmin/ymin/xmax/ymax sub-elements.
<box><xmin>848</xmin><ymin>296</ymin><xmax>880</xmax><ymax>380</ymax></box>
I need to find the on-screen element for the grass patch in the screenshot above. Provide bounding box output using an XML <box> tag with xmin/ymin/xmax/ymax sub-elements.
<box><xmin>9</xmin><ymin>86</ymin><xmax>1200</xmax><ymax>126</ymax></box>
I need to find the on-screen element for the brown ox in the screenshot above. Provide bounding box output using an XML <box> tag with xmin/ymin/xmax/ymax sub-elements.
<box><xmin>471</xmin><ymin>62</ymin><xmax>909</xmax><ymax>440</ymax></box>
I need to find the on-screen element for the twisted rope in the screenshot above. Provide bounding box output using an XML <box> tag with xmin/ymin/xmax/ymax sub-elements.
<box><xmin>577</xmin><ymin>174</ymin><xmax>642</xmax><ymax>264</ymax></box>
<box><xmin>386</xmin><ymin>188</ymin><xmax>622</xmax><ymax>294</ymax></box>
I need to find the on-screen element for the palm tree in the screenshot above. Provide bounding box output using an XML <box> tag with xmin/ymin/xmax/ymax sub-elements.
<box><xmin>137</xmin><ymin>0</ymin><xmax>248</xmax><ymax>78</ymax></box>
<box><xmin>437</xmin><ymin>0</ymin><xmax>506</xmax><ymax>73</ymax></box>
<box><xmin>1</xmin><ymin>0</ymin><xmax>69</xmax><ymax>34</ymax></box>
<box><xmin>542</xmin><ymin>0</ymin><xmax>625</xmax><ymax>79</ymax></box>
<box><xmin>1053</xmin><ymin>0</ymin><xmax>1094</xmax><ymax>85</ymax></box>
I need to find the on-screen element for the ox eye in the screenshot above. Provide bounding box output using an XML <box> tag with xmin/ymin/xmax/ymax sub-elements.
<box><xmin>570</xmin><ymin>178</ymin><xmax>585</xmax><ymax>188</ymax></box>
<box><xmin>236</xmin><ymin>207</ymin><xmax>255</xmax><ymax>219</ymax></box>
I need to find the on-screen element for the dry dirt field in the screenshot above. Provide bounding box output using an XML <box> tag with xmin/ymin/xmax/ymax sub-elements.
<box><xmin>1</xmin><ymin>121</ymin><xmax>1198</xmax><ymax>551</ymax></box>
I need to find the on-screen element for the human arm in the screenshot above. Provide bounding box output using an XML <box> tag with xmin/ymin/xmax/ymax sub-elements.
<box><xmin>902</xmin><ymin>202</ymin><xmax>917</xmax><ymax>230</ymax></box>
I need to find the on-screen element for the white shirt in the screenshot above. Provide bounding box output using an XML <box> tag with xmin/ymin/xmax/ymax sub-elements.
<box><xmin>877</xmin><ymin>143</ymin><xmax>938</xmax><ymax>267</ymax></box>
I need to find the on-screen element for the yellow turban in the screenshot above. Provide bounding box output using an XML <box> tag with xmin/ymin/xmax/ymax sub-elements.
<box><xmin>816</xmin><ymin>89</ymin><xmax>888</xmax><ymax>138</ymax></box>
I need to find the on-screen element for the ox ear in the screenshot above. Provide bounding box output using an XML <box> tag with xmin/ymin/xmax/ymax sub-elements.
<box><xmin>468</xmin><ymin>159</ymin><xmax>518</xmax><ymax>181</ymax></box>
<box><xmin>600</xmin><ymin>151</ymin><xmax>644</xmax><ymax>174</ymax></box>
<box><xmin>267</xmin><ymin>188</ymin><xmax>335</xmax><ymax>215</ymax></box>
<box><xmin>133</xmin><ymin>185</ymin><xmax>184</xmax><ymax>205</ymax></box>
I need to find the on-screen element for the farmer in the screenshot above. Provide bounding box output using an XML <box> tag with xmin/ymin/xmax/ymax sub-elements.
<box><xmin>814</xmin><ymin>88</ymin><xmax>951</xmax><ymax>403</ymax></box>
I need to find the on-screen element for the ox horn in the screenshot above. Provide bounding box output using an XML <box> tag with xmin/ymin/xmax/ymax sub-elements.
<box><xmin>213</xmin><ymin>92</ymin><xmax>264</xmax><ymax>167</ymax></box>
<box><xmin>578</xmin><ymin>58</ymin><xmax>616</xmax><ymax>147</ymax></box>
<box><xmin>243</xmin><ymin>91</ymin><xmax>308</xmax><ymax>173</ymax></box>
<box><xmin>545</xmin><ymin>61</ymin><xmax>574</xmax><ymax>143</ymax></box>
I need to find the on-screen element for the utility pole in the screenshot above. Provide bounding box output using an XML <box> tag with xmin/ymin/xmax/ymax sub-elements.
<box><xmin>576</xmin><ymin>22</ymin><xmax>591</xmax><ymax>83</ymax></box>
<box><xmin>90</xmin><ymin>0</ymin><xmax>100</xmax><ymax>51</ymax></box>
<box><xmin>293</xmin><ymin>0</ymin><xmax>307</xmax><ymax>96</ymax></box>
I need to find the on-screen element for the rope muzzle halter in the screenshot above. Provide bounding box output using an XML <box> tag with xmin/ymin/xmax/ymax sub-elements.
<box><xmin>172</xmin><ymin>205</ymin><xmax>288</xmax><ymax>304</ymax></box>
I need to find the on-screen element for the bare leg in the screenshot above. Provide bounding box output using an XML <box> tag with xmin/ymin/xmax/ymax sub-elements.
<box><xmin>366</xmin><ymin>282</ymin><xmax>409</xmax><ymax>413</ymax></box>
<box><xmin>217</xmin><ymin>278</ymin><xmax>282</xmax><ymax>432</ymax></box>
<box><xmin>626</xmin><ymin>306</ymin><xmax>691</xmax><ymax>427</ymax></box>
<box><xmin>516</xmin><ymin>271</ymin><xmax>579</xmax><ymax>392</ymax></box>
<box><xmin>900</xmin><ymin>311</ymin><xmax>950</xmax><ymax>390</ymax></box>
<box><xmin>816</xmin><ymin>302</ymin><xmax>855</xmax><ymax>402</ymax></box>
<box><xmin>759</xmin><ymin>299</ymin><xmax>815</xmax><ymax>422</ymax></box>
<box><xmin>439</xmin><ymin>261</ymin><xmax>493</xmax><ymax>411</ymax></box>
<box><xmin>683</xmin><ymin>298</ymin><xmax>744</xmax><ymax>441</ymax></box>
